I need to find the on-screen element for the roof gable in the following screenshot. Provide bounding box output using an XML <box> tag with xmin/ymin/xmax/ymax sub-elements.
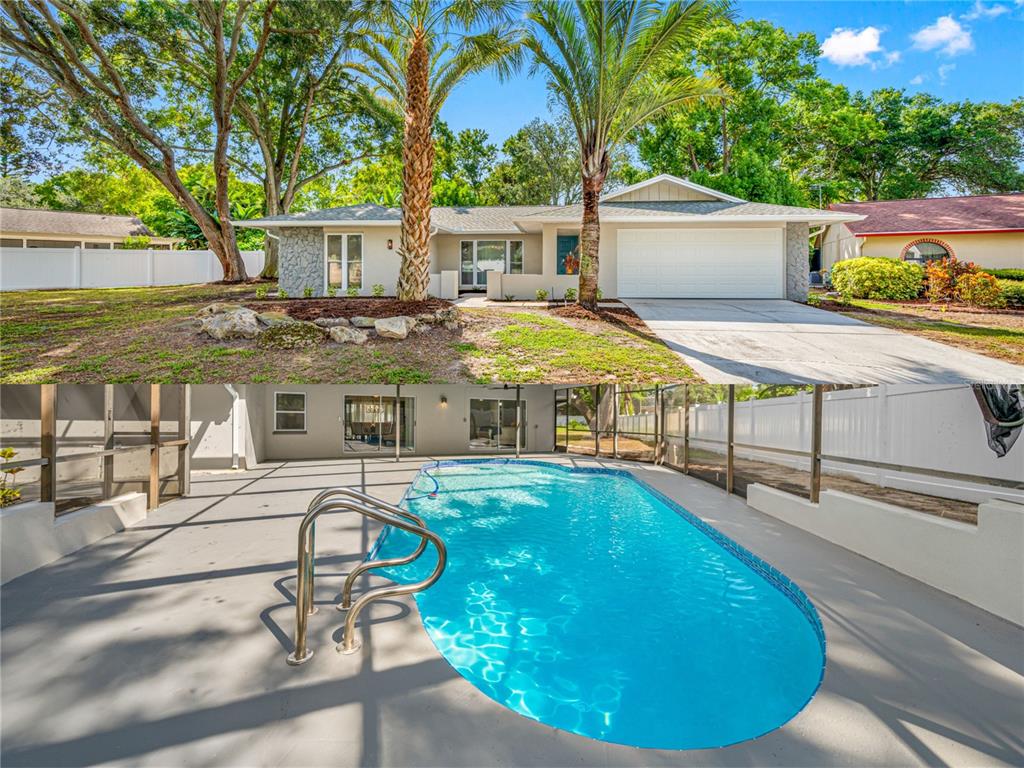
<box><xmin>601</xmin><ymin>174</ymin><xmax>745</xmax><ymax>204</ymax></box>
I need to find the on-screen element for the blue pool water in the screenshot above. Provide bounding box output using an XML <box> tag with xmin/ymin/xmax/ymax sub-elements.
<box><xmin>374</xmin><ymin>460</ymin><xmax>825</xmax><ymax>750</ymax></box>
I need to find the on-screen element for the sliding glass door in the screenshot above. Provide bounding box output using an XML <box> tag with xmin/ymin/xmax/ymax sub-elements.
<box><xmin>468</xmin><ymin>398</ymin><xmax>526</xmax><ymax>451</ymax></box>
<box><xmin>343</xmin><ymin>395</ymin><xmax>414</xmax><ymax>453</ymax></box>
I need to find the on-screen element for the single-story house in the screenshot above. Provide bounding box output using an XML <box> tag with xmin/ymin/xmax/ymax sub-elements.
<box><xmin>821</xmin><ymin>194</ymin><xmax>1024</xmax><ymax>273</ymax></box>
<box><xmin>236</xmin><ymin>175</ymin><xmax>861</xmax><ymax>301</ymax></box>
<box><xmin>0</xmin><ymin>207</ymin><xmax>179</xmax><ymax>249</ymax></box>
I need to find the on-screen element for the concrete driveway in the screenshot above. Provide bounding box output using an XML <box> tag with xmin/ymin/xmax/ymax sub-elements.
<box><xmin>624</xmin><ymin>299</ymin><xmax>1024</xmax><ymax>384</ymax></box>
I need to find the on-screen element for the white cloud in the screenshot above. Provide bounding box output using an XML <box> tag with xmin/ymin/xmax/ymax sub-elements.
<box><xmin>910</xmin><ymin>74</ymin><xmax>925</xmax><ymax>85</ymax></box>
<box><xmin>911</xmin><ymin>16</ymin><xmax>974</xmax><ymax>56</ymax></box>
<box><xmin>961</xmin><ymin>1</ymin><xmax>1010</xmax><ymax>20</ymax></box>
<box><xmin>884</xmin><ymin>51</ymin><xmax>902</xmax><ymax>66</ymax></box>
<box><xmin>821</xmin><ymin>26</ymin><xmax>884</xmax><ymax>66</ymax></box>
<box><xmin>938</xmin><ymin>63</ymin><xmax>957</xmax><ymax>83</ymax></box>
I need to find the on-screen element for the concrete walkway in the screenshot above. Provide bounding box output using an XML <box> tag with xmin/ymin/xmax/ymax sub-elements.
<box><xmin>2</xmin><ymin>456</ymin><xmax>1021</xmax><ymax>767</ymax></box>
<box><xmin>625</xmin><ymin>299</ymin><xmax>1024</xmax><ymax>383</ymax></box>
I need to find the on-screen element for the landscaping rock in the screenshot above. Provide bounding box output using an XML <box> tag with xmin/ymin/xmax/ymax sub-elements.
<box><xmin>328</xmin><ymin>325</ymin><xmax>369</xmax><ymax>345</ymax></box>
<box><xmin>313</xmin><ymin>317</ymin><xmax>350</xmax><ymax>328</ymax></box>
<box><xmin>374</xmin><ymin>316</ymin><xmax>416</xmax><ymax>339</ymax></box>
<box><xmin>350</xmin><ymin>316</ymin><xmax>377</xmax><ymax>328</ymax></box>
<box><xmin>415</xmin><ymin>312</ymin><xmax>438</xmax><ymax>325</ymax></box>
<box><xmin>198</xmin><ymin>302</ymin><xmax>238</xmax><ymax>316</ymax></box>
<box><xmin>257</xmin><ymin>321</ymin><xmax>325</xmax><ymax>349</ymax></box>
<box><xmin>257</xmin><ymin>310</ymin><xmax>296</xmax><ymax>327</ymax></box>
<box><xmin>413</xmin><ymin>323</ymin><xmax>433</xmax><ymax>334</ymax></box>
<box><xmin>434</xmin><ymin>307</ymin><xmax>460</xmax><ymax>325</ymax></box>
<box><xmin>198</xmin><ymin>307</ymin><xmax>262</xmax><ymax>340</ymax></box>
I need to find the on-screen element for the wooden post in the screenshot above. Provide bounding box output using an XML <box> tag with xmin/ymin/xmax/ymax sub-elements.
<box><xmin>682</xmin><ymin>385</ymin><xmax>690</xmax><ymax>473</ymax></box>
<box><xmin>178</xmin><ymin>384</ymin><xmax>191</xmax><ymax>497</ymax></box>
<box><xmin>103</xmin><ymin>385</ymin><xmax>114</xmax><ymax>499</ymax></box>
<box><xmin>726</xmin><ymin>385</ymin><xmax>735</xmax><ymax>495</ymax></box>
<box><xmin>40</xmin><ymin>384</ymin><xmax>56</xmax><ymax>505</ymax></box>
<box><xmin>810</xmin><ymin>385</ymin><xmax>823</xmax><ymax>503</ymax></box>
<box><xmin>149</xmin><ymin>384</ymin><xmax>160</xmax><ymax>510</ymax></box>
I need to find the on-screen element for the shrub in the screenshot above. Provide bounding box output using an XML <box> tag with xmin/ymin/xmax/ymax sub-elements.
<box><xmin>1</xmin><ymin>447</ymin><xmax>23</xmax><ymax>508</ymax></box>
<box><xmin>254</xmin><ymin>284</ymin><xmax>269</xmax><ymax>300</ymax></box>
<box><xmin>371</xmin><ymin>284</ymin><xmax>385</xmax><ymax>297</ymax></box>
<box><xmin>535</xmin><ymin>289</ymin><xmax>548</xmax><ymax>301</ymax></box>
<box><xmin>504</xmin><ymin>293</ymin><xmax>515</xmax><ymax>302</ymax></box>
<box><xmin>998</xmin><ymin>279</ymin><xmax>1024</xmax><ymax>306</ymax></box>
<box><xmin>121</xmin><ymin>235</ymin><xmax>151</xmax><ymax>249</ymax></box>
<box><xmin>347</xmin><ymin>287</ymin><xmax>359</xmax><ymax>297</ymax></box>
<box><xmin>257</xmin><ymin>322</ymin><xmax>325</xmax><ymax>350</ymax></box>
<box><xmin>925</xmin><ymin>256</ymin><xmax>977</xmax><ymax>302</ymax></box>
<box><xmin>277</xmin><ymin>288</ymin><xmax>287</xmax><ymax>299</ymax></box>
<box><xmin>954</xmin><ymin>272</ymin><xmax>1006</xmax><ymax>308</ymax></box>
<box><xmin>326</xmin><ymin>286</ymin><xmax>337</xmax><ymax>298</ymax></box>
<box><xmin>989</xmin><ymin>268</ymin><xmax>1024</xmax><ymax>281</ymax></box>
<box><xmin>564</xmin><ymin>287</ymin><xmax>577</xmax><ymax>302</ymax></box>
<box><xmin>831</xmin><ymin>257</ymin><xmax>924</xmax><ymax>301</ymax></box>
<box><xmin>302</xmin><ymin>286</ymin><xmax>314</xmax><ymax>298</ymax></box>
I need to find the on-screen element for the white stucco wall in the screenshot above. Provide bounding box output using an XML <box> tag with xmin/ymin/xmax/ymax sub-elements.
<box><xmin>747</xmin><ymin>486</ymin><xmax>1024</xmax><ymax>626</ymax></box>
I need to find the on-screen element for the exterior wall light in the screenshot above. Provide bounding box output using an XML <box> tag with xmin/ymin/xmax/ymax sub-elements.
<box><xmin>387</xmin><ymin>239</ymin><xmax>394</xmax><ymax>250</ymax></box>
<box><xmin>440</xmin><ymin>395</ymin><xmax>448</xmax><ymax>407</ymax></box>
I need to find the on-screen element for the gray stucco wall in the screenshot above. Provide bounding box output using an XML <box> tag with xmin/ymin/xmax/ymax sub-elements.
<box><xmin>786</xmin><ymin>222</ymin><xmax>810</xmax><ymax>301</ymax></box>
<box><xmin>278</xmin><ymin>227</ymin><xmax>323</xmax><ymax>297</ymax></box>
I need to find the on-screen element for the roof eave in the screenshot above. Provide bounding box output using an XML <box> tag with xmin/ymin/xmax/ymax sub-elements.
<box><xmin>511</xmin><ymin>213</ymin><xmax>866</xmax><ymax>225</ymax></box>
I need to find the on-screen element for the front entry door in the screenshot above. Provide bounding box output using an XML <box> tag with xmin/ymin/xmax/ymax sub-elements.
<box><xmin>460</xmin><ymin>240</ymin><xmax>508</xmax><ymax>288</ymax></box>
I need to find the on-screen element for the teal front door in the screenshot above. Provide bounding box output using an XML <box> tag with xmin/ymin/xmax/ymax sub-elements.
<box><xmin>557</xmin><ymin>235</ymin><xmax>579</xmax><ymax>275</ymax></box>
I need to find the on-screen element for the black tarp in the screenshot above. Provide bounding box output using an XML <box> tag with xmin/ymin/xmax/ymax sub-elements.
<box><xmin>972</xmin><ymin>384</ymin><xmax>1024</xmax><ymax>458</ymax></box>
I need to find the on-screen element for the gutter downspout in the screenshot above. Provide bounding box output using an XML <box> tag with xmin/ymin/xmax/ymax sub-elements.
<box><xmin>223</xmin><ymin>384</ymin><xmax>240</xmax><ymax>470</ymax></box>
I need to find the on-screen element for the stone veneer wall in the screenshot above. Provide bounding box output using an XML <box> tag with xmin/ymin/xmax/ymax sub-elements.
<box><xmin>278</xmin><ymin>227</ymin><xmax>324</xmax><ymax>297</ymax></box>
<box><xmin>785</xmin><ymin>222</ymin><xmax>810</xmax><ymax>301</ymax></box>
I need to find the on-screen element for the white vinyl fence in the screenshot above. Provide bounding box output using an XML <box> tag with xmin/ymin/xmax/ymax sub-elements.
<box><xmin>618</xmin><ymin>384</ymin><xmax>1022</xmax><ymax>504</ymax></box>
<box><xmin>0</xmin><ymin>247</ymin><xmax>265</xmax><ymax>291</ymax></box>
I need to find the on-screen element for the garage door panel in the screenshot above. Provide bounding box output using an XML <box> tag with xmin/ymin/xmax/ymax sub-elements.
<box><xmin>617</xmin><ymin>228</ymin><xmax>784</xmax><ymax>298</ymax></box>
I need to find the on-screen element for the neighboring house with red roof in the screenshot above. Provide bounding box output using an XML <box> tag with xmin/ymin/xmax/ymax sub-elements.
<box><xmin>820</xmin><ymin>193</ymin><xmax>1024</xmax><ymax>274</ymax></box>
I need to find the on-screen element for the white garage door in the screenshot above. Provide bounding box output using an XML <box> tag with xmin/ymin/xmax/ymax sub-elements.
<box><xmin>616</xmin><ymin>228</ymin><xmax>785</xmax><ymax>298</ymax></box>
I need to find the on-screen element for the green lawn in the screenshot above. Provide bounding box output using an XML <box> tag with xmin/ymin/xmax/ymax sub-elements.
<box><xmin>816</xmin><ymin>296</ymin><xmax>1024</xmax><ymax>365</ymax></box>
<box><xmin>1</xmin><ymin>284</ymin><xmax>699</xmax><ymax>384</ymax></box>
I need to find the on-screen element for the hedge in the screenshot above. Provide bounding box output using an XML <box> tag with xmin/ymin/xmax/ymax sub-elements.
<box><xmin>998</xmin><ymin>279</ymin><xmax>1024</xmax><ymax>306</ymax></box>
<box><xmin>831</xmin><ymin>257</ymin><xmax>924</xmax><ymax>300</ymax></box>
<box><xmin>989</xmin><ymin>268</ymin><xmax>1024</xmax><ymax>282</ymax></box>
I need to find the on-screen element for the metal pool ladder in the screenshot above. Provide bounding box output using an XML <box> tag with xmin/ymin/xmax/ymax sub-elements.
<box><xmin>287</xmin><ymin>487</ymin><xmax>447</xmax><ymax>665</ymax></box>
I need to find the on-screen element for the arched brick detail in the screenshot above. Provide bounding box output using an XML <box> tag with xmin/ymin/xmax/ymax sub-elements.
<box><xmin>900</xmin><ymin>237</ymin><xmax>955</xmax><ymax>260</ymax></box>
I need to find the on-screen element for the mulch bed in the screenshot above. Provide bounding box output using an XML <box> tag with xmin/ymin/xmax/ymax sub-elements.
<box><xmin>551</xmin><ymin>303</ymin><xmax>659</xmax><ymax>340</ymax></box>
<box><xmin>245</xmin><ymin>297</ymin><xmax>453</xmax><ymax>321</ymax></box>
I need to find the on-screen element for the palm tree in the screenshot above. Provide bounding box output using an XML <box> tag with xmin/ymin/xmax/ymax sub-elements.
<box><xmin>355</xmin><ymin>1</ymin><xmax>523</xmax><ymax>301</ymax></box>
<box><xmin>526</xmin><ymin>0</ymin><xmax>730</xmax><ymax>309</ymax></box>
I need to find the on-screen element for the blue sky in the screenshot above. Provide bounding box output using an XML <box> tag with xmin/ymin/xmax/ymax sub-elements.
<box><xmin>441</xmin><ymin>0</ymin><xmax>1024</xmax><ymax>146</ymax></box>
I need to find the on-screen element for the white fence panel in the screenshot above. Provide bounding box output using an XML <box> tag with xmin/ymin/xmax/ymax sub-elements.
<box><xmin>663</xmin><ymin>385</ymin><xmax>1020</xmax><ymax>504</ymax></box>
<box><xmin>1</xmin><ymin>247</ymin><xmax>265</xmax><ymax>290</ymax></box>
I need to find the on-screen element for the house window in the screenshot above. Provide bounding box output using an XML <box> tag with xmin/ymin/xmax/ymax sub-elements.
<box><xmin>459</xmin><ymin>240</ymin><xmax>525</xmax><ymax>286</ymax></box>
<box><xmin>557</xmin><ymin>235</ymin><xmax>580</xmax><ymax>275</ymax></box>
<box><xmin>274</xmin><ymin>392</ymin><xmax>306</xmax><ymax>432</ymax></box>
<box><xmin>84</xmin><ymin>242</ymin><xmax>114</xmax><ymax>249</ymax></box>
<box><xmin>902</xmin><ymin>239</ymin><xmax>952</xmax><ymax>265</ymax></box>
<box><xmin>326</xmin><ymin>233</ymin><xmax>363</xmax><ymax>291</ymax></box>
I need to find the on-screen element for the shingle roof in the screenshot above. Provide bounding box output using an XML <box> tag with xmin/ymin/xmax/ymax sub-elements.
<box><xmin>0</xmin><ymin>207</ymin><xmax>154</xmax><ymax>237</ymax></box>
<box><xmin>829</xmin><ymin>194</ymin><xmax>1024</xmax><ymax>235</ymax></box>
<box><xmin>520</xmin><ymin>200</ymin><xmax>851</xmax><ymax>220</ymax></box>
<box><xmin>238</xmin><ymin>199</ymin><xmax>854</xmax><ymax>232</ymax></box>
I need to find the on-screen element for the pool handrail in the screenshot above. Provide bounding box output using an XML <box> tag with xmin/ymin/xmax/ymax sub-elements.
<box><xmin>287</xmin><ymin>494</ymin><xmax>446</xmax><ymax>665</ymax></box>
<box><xmin>303</xmin><ymin>487</ymin><xmax>429</xmax><ymax>613</ymax></box>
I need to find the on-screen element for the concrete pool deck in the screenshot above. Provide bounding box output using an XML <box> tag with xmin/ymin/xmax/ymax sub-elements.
<box><xmin>2</xmin><ymin>456</ymin><xmax>1021</xmax><ymax>767</ymax></box>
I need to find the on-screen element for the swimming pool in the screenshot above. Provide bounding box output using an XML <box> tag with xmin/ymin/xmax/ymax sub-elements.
<box><xmin>373</xmin><ymin>460</ymin><xmax>825</xmax><ymax>750</ymax></box>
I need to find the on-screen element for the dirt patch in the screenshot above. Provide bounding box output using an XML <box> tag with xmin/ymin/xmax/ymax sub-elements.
<box><xmin>817</xmin><ymin>299</ymin><xmax>1024</xmax><ymax>330</ymax></box>
<box><xmin>550</xmin><ymin>303</ymin><xmax>659</xmax><ymax>341</ymax></box>
<box><xmin>248</xmin><ymin>297</ymin><xmax>453</xmax><ymax>322</ymax></box>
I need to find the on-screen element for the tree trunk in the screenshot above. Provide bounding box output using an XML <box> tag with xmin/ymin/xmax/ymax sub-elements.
<box><xmin>578</xmin><ymin>173</ymin><xmax>603</xmax><ymax>310</ymax></box>
<box><xmin>261</xmin><ymin>233</ymin><xmax>279</xmax><ymax>279</ymax></box>
<box><xmin>396</xmin><ymin>27</ymin><xmax>433</xmax><ymax>302</ymax></box>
